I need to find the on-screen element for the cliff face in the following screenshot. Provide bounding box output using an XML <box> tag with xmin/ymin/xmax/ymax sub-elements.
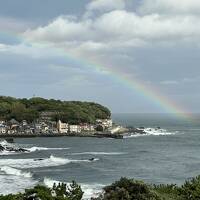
<box><xmin>0</xmin><ymin>96</ymin><xmax>111</xmax><ymax>123</ymax></box>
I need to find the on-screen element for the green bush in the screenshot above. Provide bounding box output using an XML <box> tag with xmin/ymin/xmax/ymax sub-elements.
<box><xmin>3</xmin><ymin>176</ymin><xmax>200</xmax><ymax>200</ymax></box>
<box><xmin>95</xmin><ymin>176</ymin><xmax>200</xmax><ymax>200</ymax></box>
<box><xmin>94</xmin><ymin>177</ymin><xmax>161</xmax><ymax>200</ymax></box>
<box><xmin>180</xmin><ymin>176</ymin><xmax>200</xmax><ymax>200</ymax></box>
<box><xmin>0</xmin><ymin>181</ymin><xmax>83</xmax><ymax>200</ymax></box>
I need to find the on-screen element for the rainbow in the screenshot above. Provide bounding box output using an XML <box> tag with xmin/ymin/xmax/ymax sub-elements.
<box><xmin>59</xmin><ymin>54</ymin><xmax>192</xmax><ymax>120</ymax></box>
<box><xmin>0</xmin><ymin>31</ymin><xmax>192</xmax><ymax>120</ymax></box>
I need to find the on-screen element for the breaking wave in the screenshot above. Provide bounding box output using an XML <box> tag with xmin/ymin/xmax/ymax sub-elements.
<box><xmin>0</xmin><ymin>140</ymin><xmax>28</xmax><ymax>155</ymax></box>
<box><xmin>0</xmin><ymin>155</ymin><xmax>99</xmax><ymax>169</ymax></box>
<box><xmin>28</xmin><ymin>147</ymin><xmax>70</xmax><ymax>152</ymax></box>
<box><xmin>70</xmin><ymin>152</ymin><xmax>126</xmax><ymax>155</ymax></box>
<box><xmin>123</xmin><ymin>128</ymin><xmax>177</xmax><ymax>138</ymax></box>
<box><xmin>0</xmin><ymin>164</ymin><xmax>36</xmax><ymax>195</ymax></box>
<box><xmin>0</xmin><ymin>140</ymin><xmax>70</xmax><ymax>155</ymax></box>
<box><xmin>0</xmin><ymin>166</ymin><xmax>32</xmax><ymax>178</ymax></box>
<box><xmin>44</xmin><ymin>177</ymin><xmax>104</xmax><ymax>200</ymax></box>
<box><xmin>0</xmin><ymin>174</ymin><xmax>37</xmax><ymax>195</ymax></box>
<box><xmin>0</xmin><ymin>140</ymin><xmax>10</xmax><ymax>146</ymax></box>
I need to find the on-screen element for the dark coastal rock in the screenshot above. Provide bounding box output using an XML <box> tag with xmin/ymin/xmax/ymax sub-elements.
<box><xmin>139</xmin><ymin>127</ymin><xmax>145</xmax><ymax>130</ymax></box>
<box><xmin>0</xmin><ymin>145</ymin><xmax>5</xmax><ymax>151</ymax></box>
<box><xmin>0</xmin><ymin>144</ymin><xmax>29</xmax><ymax>153</ymax></box>
<box><xmin>18</xmin><ymin>148</ymin><xmax>29</xmax><ymax>152</ymax></box>
<box><xmin>126</xmin><ymin>127</ymin><xmax>146</xmax><ymax>135</ymax></box>
<box><xmin>34</xmin><ymin>158</ymin><xmax>44</xmax><ymax>161</ymax></box>
<box><xmin>135</xmin><ymin>129</ymin><xmax>146</xmax><ymax>134</ymax></box>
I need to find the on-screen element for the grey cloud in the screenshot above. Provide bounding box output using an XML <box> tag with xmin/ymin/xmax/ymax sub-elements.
<box><xmin>1</xmin><ymin>0</ymin><xmax>200</xmax><ymax>113</ymax></box>
<box><xmin>139</xmin><ymin>0</ymin><xmax>200</xmax><ymax>15</ymax></box>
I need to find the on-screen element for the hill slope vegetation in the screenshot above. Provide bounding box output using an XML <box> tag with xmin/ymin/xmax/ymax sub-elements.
<box><xmin>0</xmin><ymin>96</ymin><xmax>111</xmax><ymax>123</ymax></box>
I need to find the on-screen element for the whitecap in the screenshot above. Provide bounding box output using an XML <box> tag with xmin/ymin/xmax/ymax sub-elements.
<box><xmin>0</xmin><ymin>174</ymin><xmax>37</xmax><ymax>195</ymax></box>
<box><xmin>0</xmin><ymin>140</ymin><xmax>27</xmax><ymax>155</ymax></box>
<box><xmin>70</xmin><ymin>152</ymin><xmax>126</xmax><ymax>155</ymax></box>
<box><xmin>0</xmin><ymin>155</ymin><xmax>99</xmax><ymax>169</ymax></box>
<box><xmin>1</xmin><ymin>166</ymin><xmax>32</xmax><ymax>178</ymax></box>
<box><xmin>28</xmin><ymin>147</ymin><xmax>70</xmax><ymax>152</ymax></box>
<box><xmin>123</xmin><ymin>127</ymin><xmax>176</xmax><ymax>138</ymax></box>
<box><xmin>0</xmin><ymin>140</ymin><xmax>70</xmax><ymax>155</ymax></box>
<box><xmin>0</xmin><ymin>164</ymin><xmax>36</xmax><ymax>195</ymax></box>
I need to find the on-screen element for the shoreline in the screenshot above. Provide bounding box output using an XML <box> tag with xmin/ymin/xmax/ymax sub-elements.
<box><xmin>0</xmin><ymin>132</ymin><xmax>124</xmax><ymax>139</ymax></box>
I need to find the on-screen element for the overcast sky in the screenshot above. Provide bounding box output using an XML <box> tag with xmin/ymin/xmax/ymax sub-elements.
<box><xmin>0</xmin><ymin>0</ymin><xmax>200</xmax><ymax>113</ymax></box>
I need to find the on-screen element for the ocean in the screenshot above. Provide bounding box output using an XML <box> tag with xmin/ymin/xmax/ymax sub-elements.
<box><xmin>0</xmin><ymin>113</ymin><xmax>200</xmax><ymax>199</ymax></box>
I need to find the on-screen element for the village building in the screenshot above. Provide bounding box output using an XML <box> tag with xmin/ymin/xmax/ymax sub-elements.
<box><xmin>22</xmin><ymin>120</ymin><xmax>28</xmax><ymax>126</ymax></box>
<box><xmin>34</xmin><ymin>122</ymin><xmax>42</xmax><ymax>132</ymax></box>
<box><xmin>96</xmin><ymin>124</ymin><xmax>105</xmax><ymax>132</ymax></box>
<box><xmin>80</xmin><ymin>123</ymin><xmax>95</xmax><ymax>132</ymax></box>
<box><xmin>57</xmin><ymin>120</ymin><xmax>68</xmax><ymax>133</ymax></box>
<box><xmin>8</xmin><ymin>118</ymin><xmax>20</xmax><ymax>129</ymax></box>
<box><xmin>69</xmin><ymin>125</ymin><xmax>81</xmax><ymax>133</ymax></box>
<box><xmin>7</xmin><ymin>129</ymin><xmax>17</xmax><ymax>135</ymax></box>
<box><xmin>0</xmin><ymin>125</ymin><xmax>6</xmax><ymax>134</ymax></box>
<box><xmin>0</xmin><ymin>120</ymin><xmax>5</xmax><ymax>125</ymax></box>
<box><xmin>96</xmin><ymin>119</ymin><xmax>112</xmax><ymax>129</ymax></box>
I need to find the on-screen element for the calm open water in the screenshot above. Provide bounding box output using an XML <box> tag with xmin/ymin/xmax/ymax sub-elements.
<box><xmin>1</xmin><ymin>113</ymin><xmax>200</xmax><ymax>198</ymax></box>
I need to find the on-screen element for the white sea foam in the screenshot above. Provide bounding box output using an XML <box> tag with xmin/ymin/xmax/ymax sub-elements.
<box><xmin>0</xmin><ymin>140</ymin><xmax>21</xmax><ymax>155</ymax></box>
<box><xmin>81</xmin><ymin>183</ymin><xmax>104</xmax><ymax>199</ymax></box>
<box><xmin>44</xmin><ymin>178</ymin><xmax>104</xmax><ymax>200</ymax></box>
<box><xmin>0</xmin><ymin>151</ymin><xmax>19</xmax><ymax>155</ymax></box>
<box><xmin>28</xmin><ymin>146</ymin><xmax>70</xmax><ymax>152</ymax></box>
<box><xmin>144</xmin><ymin>128</ymin><xmax>176</xmax><ymax>135</ymax></box>
<box><xmin>0</xmin><ymin>140</ymin><xmax>16</xmax><ymax>148</ymax></box>
<box><xmin>70</xmin><ymin>152</ymin><xmax>126</xmax><ymax>155</ymax></box>
<box><xmin>0</xmin><ymin>155</ymin><xmax>99</xmax><ymax>169</ymax></box>
<box><xmin>0</xmin><ymin>163</ymin><xmax>36</xmax><ymax>195</ymax></box>
<box><xmin>123</xmin><ymin>128</ymin><xmax>176</xmax><ymax>138</ymax></box>
<box><xmin>0</xmin><ymin>140</ymin><xmax>9</xmax><ymax>146</ymax></box>
<box><xmin>0</xmin><ymin>139</ymin><xmax>70</xmax><ymax>154</ymax></box>
<box><xmin>0</xmin><ymin>174</ymin><xmax>37</xmax><ymax>195</ymax></box>
<box><xmin>0</xmin><ymin>140</ymin><xmax>70</xmax><ymax>155</ymax></box>
<box><xmin>1</xmin><ymin>166</ymin><xmax>32</xmax><ymax>178</ymax></box>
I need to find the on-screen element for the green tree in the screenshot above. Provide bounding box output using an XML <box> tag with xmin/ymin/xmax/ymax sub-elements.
<box><xmin>95</xmin><ymin>178</ymin><xmax>161</xmax><ymax>200</ymax></box>
<box><xmin>0</xmin><ymin>96</ymin><xmax>111</xmax><ymax>123</ymax></box>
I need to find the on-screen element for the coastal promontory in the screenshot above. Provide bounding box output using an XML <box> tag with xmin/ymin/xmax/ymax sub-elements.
<box><xmin>0</xmin><ymin>96</ymin><xmax>111</xmax><ymax>124</ymax></box>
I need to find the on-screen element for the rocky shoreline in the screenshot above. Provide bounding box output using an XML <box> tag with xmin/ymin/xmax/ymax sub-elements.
<box><xmin>0</xmin><ymin>127</ymin><xmax>164</xmax><ymax>140</ymax></box>
<box><xmin>0</xmin><ymin>132</ymin><xmax>124</xmax><ymax>139</ymax></box>
<box><xmin>0</xmin><ymin>141</ymin><xmax>29</xmax><ymax>153</ymax></box>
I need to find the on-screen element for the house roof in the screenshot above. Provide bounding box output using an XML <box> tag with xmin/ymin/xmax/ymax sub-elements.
<box><xmin>9</xmin><ymin>118</ymin><xmax>19</xmax><ymax>124</ymax></box>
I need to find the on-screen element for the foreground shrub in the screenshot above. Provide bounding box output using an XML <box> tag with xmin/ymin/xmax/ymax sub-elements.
<box><xmin>2</xmin><ymin>176</ymin><xmax>200</xmax><ymax>200</ymax></box>
<box><xmin>93</xmin><ymin>177</ymin><xmax>161</xmax><ymax>200</ymax></box>
<box><xmin>0</xmin><ymin>181</ymin><xmax>83</xmax><ymax>200</ymax></box>
<box><xmin>180</xmin><ymin>176</ymin><xmax>200</xmax><ymax>200</ymax></box>
<box><xmin>95</xmin><ymin>176</ymin><xmax>200</xmax><ymax>200</ymax></box>
<box><xmin>154</xmin><ymin>184</ymin><xmax>182</xmax><ymax>200</ymax></box>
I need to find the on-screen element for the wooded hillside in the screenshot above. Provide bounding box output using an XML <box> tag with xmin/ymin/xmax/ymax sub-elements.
<box><xmin>0</xmin><ymin>96</ymin><xmax>111</xmax><ymax>123</ymax></box>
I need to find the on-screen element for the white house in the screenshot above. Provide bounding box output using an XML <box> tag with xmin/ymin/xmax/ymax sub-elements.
<box><xmin>69</xmin><ymin>125</ymin><xmax>81</xmax><ymax>133</ymax></box>
<box><xmin>80</xmin><ymin>124</ymin><xmax>95</xmax><ymax>132</ymax></box>
<box><xmin>22</xmin><ymin>120</ymin><xmax>28</xmax><ymax>126</ymax></box>
<box><xmin>96</xmin><ymin>119</ymin><xmax>112</xmax><ymax>128</ymax></box>
<box><xmin>0</xmin><ymin>121</ymin><xmax>5</xmax><ymax>125</ymax></box>
<box><xmin>57</xmin><ymin>120</ymin><xmax>68</xmax><ymax>133</ymax></box>
<box><xmin>0</xmin><ymin>125</ymin><xmax>6</xmax><ymax>134</ymax></box>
